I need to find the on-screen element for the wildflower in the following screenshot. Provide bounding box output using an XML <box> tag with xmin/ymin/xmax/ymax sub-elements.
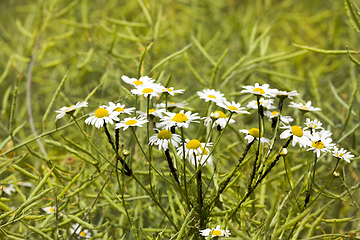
<box><xmin>149</xmin><ymin>129</ymin><xmax>182</xmax><ymax>151</ymax></box>
<box><xmin>203</xmin><ymin>111</ymin><xmax>235</xmax><ymax>130</ymax></box>
<box><xmin>280</xmin><ymin>148</ymin><xmax>288</xmax><ymax>156</ymax></box>
<box><xmin>318</xmin><ymin>129</ymin><xmax>332</xmax><ymax>139</ymax></box>
<box><xmin>115</xmin><ymin>116</ymin><xmax>148</xmax><ymax>131</ymax></box>
<box><xmin>332</xmin><ymin>146</ymin><xmax>354</xmax><ymax>163</ymax></box>
<box><xmin>131</xmin><ymin>82</ymin><xmax>163</xmax><ymax>99</ymax></box>
<box><xmin>157</xmin><ymin>110</ymin><xmax>200</xmax><ymax>129</ymax></box>
<box><xmin>177</xmin><ymin>139</ymin><xmax>213</xmax><ymax>165</ymax></box>
<box><xmin>274</xmin><ymin>90</ymin><xmax>300</xmax><ymax>100</ymax></box>
<box><xmin>0</xmin><ymin>184</ymin><xmax>16</xmax><ymax>195</ymax></box>
<box><xmin>239</xmin><ymin>128</ymin><xmax>271</xmax><ymax>145</ymax></box>
<box><xmin>280</xmin><ymin>125</ymin><xmax>311</xmax><ymax>148</ymax></box>
<box><xmin>42</xmin><ymin>206</ymin><xmax>56</xmax><ymax>214</ymax></box>
<box><xmin>70</xmin><ymin>223</ymin><xmax>91</xmax><ymax>239</ymax></box>
<box><xmin>289</xmin><ymin>101</ymin><xmax>321</xmax><ymax>112</ymax></box>
<box><xmin>137</xmin><ymin>108</ymin><xmax>166</xmax><ymax>118</ymax></box>
<box><xmin>246</xmin><ymin>98</ymin><xmax>276</xmax><ymax>110</ymax></box>
<box><xmin>303</xmin><ymin>118</ymin><xmax>323</xmax><ymax>132</ymax></box>
<box><xmin>241</xmin><ymin>83</ymin><xmax>276</xmax><ymax>98</ymax></box>
<box><xmin>217</xmin><ymin>100</ymin><xmax>250</xmax><ymax>114</ymax></box>
<box><xmin>85</xmin><ymin>106</ymin><xmax>119</xmax><ymax>129</ymax></box>
<box><xmin>199</xmin><ymin>225</ymin><xmax>231</xmax><ymax>238</ymax></box>
<box><xmin>103</xmin><ymin>102</ymin><xmax>135</xmax><ymax>116</ymax></box>
<box><xmin>307</xmin><ymin>132</ymin><xmax>335</xmax><ymax>158</ymax></box>
<box><xmin>156</xmin><ymin>101</ymin><xmax>188</xmax><ymax>110</ymax></box>
<box><xmin>121</xmin><ymin>75</ymin><xmax>155</xmax><ymax>87</ymax></box>
<box><xmin>264</xmin><ymin>111</ymin><xmax>293</xmax><ymax>124</ymax></box>
<box><xmin>161</xmin><ymin>87</ymin><xmax>185</xmax><ymax>96</ymax></box>
<box><xmin>197</xmin><ymin>89</ymin><xmax>226</xmax><ymax>103</ymax></box>
<box><xmin>55</xmin><ymin>101</ymin><xmax>88</xmax><ymax>119</ymax></box>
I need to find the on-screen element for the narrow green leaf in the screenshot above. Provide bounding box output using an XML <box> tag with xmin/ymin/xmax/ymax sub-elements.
<box><xmin>137</xmin><ymin>0</ymin><xmax>152</xmax><ymax>25</ymax></box>
<box><xmin>293</xmin><ymin>43</ymin><xmax>358</xmax><ymax>55</ymax></box>
<box><xmin>191</xmin><ymin>35</ymin><xmax>216</xmax><ymax>66</ymax></box>
<box><xmin>77</xmin><ymin>48</ymin><xmax>94</xmax><ymax>69</ymax></box>
<box><xmin>176</xmin><ymin>208</ymin><xmax>194</xmax><ymax>240</ymax></box>
<box><xmin>105</xmin><ymin>17</ymin><xmax>147</xmax><ymax>27</ymax></box>
<box><xmin>67</xmin><ymin>215</ymin><xmax>95</xmax><ymax>230</ymax></box>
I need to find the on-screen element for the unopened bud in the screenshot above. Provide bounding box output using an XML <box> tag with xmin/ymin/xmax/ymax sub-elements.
<box><xmin>280</xmin><ymin>148</ymin><xmax>288</xmax><ymax>156</ymax></box>
<box><xmin>333</xmin><ymin>171</ymin><xmax>340</xmax><ymax>177</ymax></box>
<box><xmin>122</xmin><ymin>149</ymin><xmax>130</xmax><ymax>156</ymax></box>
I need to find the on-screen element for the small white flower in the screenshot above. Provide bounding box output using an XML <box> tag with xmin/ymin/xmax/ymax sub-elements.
<box><xmin>199</xmin><ymin>225</ymin><xmax>231</xmax><ymax>238</ymax></box>
<box><xmin>137</xmin><ymin>108</ymin><xmax>166</xmax><ymax>118</ymax></box>
<box><xmin>197</xmin><ymin>89</ymin><xmax>226</xmax><ymax>103</ymax></box>
<box><xmin>239</xmin><ymin>128</ymin><xmax>271</xmax><ymax>145</ymax></box>
<box><xmin>303</xmin><ymin>118</ymin><xmax>324</xmax><ymax>132</ymax></box>
<box><xmin>317</xmin><ymin>129</ymin><xmax>332</xmax><ymax>139</ymax></box>
<box><xmin>70</xmin><ymin>223</ymin><xmax>91</xmax><ymax>239</ymax></box>
<box><xmin>217</xmin><ymin>100</ymin><xmax>250</xmax><ymax>114</ymax></box>
<box><xmin>307</xmin><ymin>132</ymin><xmax>335</xmax><ymax>158</ymax></box>
<box><xmin>274</xmin><ymin>90</ymin><xmax>300</xmax><ymax>99</ymax></box>
<box><xmin>332</xmin><ymin>146</ymin><xmax>354</xmax><ymax>163</ymax></box>
<box><xmin>246</xmin><ymin>98</ymin><xmax>276</xmax><ymax>110</ymax></box>
<box><xmin>241</xmin><ymin>83</ymin><xmax>276</xmax><ymax>98</ymax></box>
<box><xmin>203</xmin><ymin>111</ymin><xmax>235</xmax><ymax>129</ymax></box>
<box><xmin>131</xmin><ymin>82</ymin><xmax>163</xmax><ymax>99</ymax></box>
<box><xmin>85</xmin><ymin>106</ymin><xmax>119</xmax><ymax>129</ymax></box>
<box><xmin>280</xmin><ymin>125</ymin><xmax>311</xmax><ymax>148</ymax></box>
<box><xmin>265</xmin><ymin>111</ymin><xmax>294</xmax><ymax>124</ymax></box>
<box><xmin>156</xmin><ymin>101</ymin><xmax>188</xmax><ymax>109</ymax></box>
<box><xmin>121</xmin><ymin>75</ymin><xmax>155</xmax><ymax>87</ymax></box>
<box><xmin>161</xmin><ymin>87</ymin><xmax>185</xmax><ymax>96</ymax></box>
<box><xmin>115</xmin><ymin>116</ymin><xmax>148</xmax><ymax>131</ymax></box>
<box><xmin>289</xmin><ymin>101</ymin><xmax>321</xmax><ymax>112</ymax></box>
<box><xmin>55</xmin><ymin>102</ymin><xmax>88</xmax><ymax>119</ymax></box>
<box><xmin>103</xmin><ymin>102</ymin><xmax>135</xmax><ymax>117</ymax></box>
<box><xmin>149</xmin><ymin>129</ymin><xmax>182</xmax><ymax>151</ymax></box>
<box><xmin>0</xmin><ymin>184</ymin><xmax>16</xmax><ymax>195</ymax></box>
<box><xmin>157</xmin><ymin>110</ymin><xmax>200</xmax><ymax>129</ymax></box>
<box><xmin>42</xmin><ymin>206</ymin><xmax>56</xmax><ymax>215</ymax></box>
<box><xmin>177</xmin><ymin>139</ymin><xmax>213</xmax><ymax>166</ymax></box>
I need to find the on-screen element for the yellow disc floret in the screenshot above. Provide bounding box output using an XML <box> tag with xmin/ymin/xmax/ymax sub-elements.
<box><xmin>228</xmin><ymin>106</ymin><xmax>239</xmax><ymax>111</ymax></box>
<box><xmin>114</xmin><ymin>107</ymin><xmax>124</xmax><ymax>112</ymax></box>
<box><xmin>253</xmin><ymin>88</ymin><xmax>265</xmax><ymax>95</ymax></box>
<box><xmin>212</xmin><ymin>230</ymin><xmax>222</xmax><ymax>236</ymax></box>
<box><xmin>94</xmin><ymin>108</ymin><xmax>109</xmax><ymax>118</ymax></box>
<box><xmin>80</xmin><ymin>231</ymin><xmax>86</xmax><ymax>237</ymax></box>
<box><xmin>125</xmin><ymin>120</ymin><xmax>137</xmax><ymax>125</ymax></box>
<box><xmin>133</xmin><ymin>80</ymin><xmax>143</xmax><ymax>85</ymax></box>
<box><xmin>291</xmin><ymin>126</ymin><xmax>303</xmax><ymax>137</ymax></box>
<box><xmin>207</xmin><ymin>95</ymin><xmax>216</xmax><ymax>99</ymax></box>
<box><xmin>186</xmin><ymin>139</ymin><xmax>201</xmax><ymax>149</ymax></box>
<box><xmin>172</xmin><ymin>113</ymin><xmax>188</xmax><ymax>123</ymax></box>
<box><xmin>142</xmin><ymin>88</ymin><xmax>154</xmax><ymax>94</ymax></box>
<box><xmin>249</xmin><ymin>128</ymin><xmax>260</xmax><ymax>138</ymax></box>
<box><xmin>157</xmin><ymin>130</ymin><xmax>172</xmax><ymax>139</ymax></box>
<box><xmin>147</xmin><ymin>109</ymin><xmax>156</xmax><ymax>114</ymax></box>
<box><xmin>272</xmin><ymin>111</ymin><xmax>279</xmax><ymax>116</ymax></box>
<box><xmin>312</xmin><ymin>140</ymin><xmax>324</xmax><ymax>149</ymax></box>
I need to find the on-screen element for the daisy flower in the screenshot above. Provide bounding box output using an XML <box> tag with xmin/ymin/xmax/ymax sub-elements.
<box><xmin>217</xmin><ymin>100</ymin><xmax>250</xmax><ymax>114</ymax></box>
<box><xmin>203</xmin><ymin>111</ymin><xmax>235</xmax><ymax>130</ymax></box>
<box><xmin>55</xmin><ymin>101</ymin><xmax>88</xmax><ymax>119</ymax></box>
<box><xmin>307</xmin><ymin>132</ymin><xmax>335</xmax><ymax>158</ymax></box>
<box><xmin>0</xmin><ymin>184</ymin><xmax>16</xmax><ymax>195</ymax></box>
<box><xmin>303</xmin><ymin>118</ymin><xmax>323</xmax><ymax>132</ymax></box>
<box><xmin>121</xmin><ymin>75</ymin><xmax>155</xmax><ymax>87</ymax></box>
<box><xmin>265</xmin><ymin>111</ymin><xmax>294</xmax><ymax>124</ymax></box>
<box><xmin>42</xmin><ymin>206</ymin><xmax>56</xmax><ymax>214</ymax></box>
<box><xmin>318</xmin><ymin>129</ymin><xmax>332</xmax><ymax>138</ymax></box>
<box><xmin>115</xmin><ymin>116</ymin><xmax>148</xmax><ymax>131</ymax></box>
<box><xmin>104</xmin><ymin>102</ymin><xmax>135</xmax><ymax>116</ymax></box>
<box><xmin>161</xmin><ymin>87</ymin><xmax>185</xmax><ymax>96</ymax></box>
<box><xmin>149</xmin><ymin>129</ymin><xmax>182</xmax><ymax>151</ymax></box>
<box><xmin>239</xmin><ymin>128</ymin><xmax>271</xmax><ymax>145</ymax></box>
<box><xmin>177</xmin><ymin>139</ymin><xmax>213</xmax><ymax>166</ymax></box>
<box><xmin>332</xmin><ymin>146</ymin><xmax>354</xmax><ymax>163</ymax></box>
<box><xmin>70</xmin><ymin>223</ymin><xmax>91</xmax><ymax>239</ymax></box>
<box><xmin>199</xmin><ymin>225</ymin><xmax>231</xmax><ymax>238</ymax></box>
<box><xmin>241</xmin><ymin>83</ymin><xmax>276</xmax><ymax>98</ymax></box>
<box><xmin>157</xmin><ymin>110</ymin><xmax>200</xmax><ymax>129</ymax></box>
<box><xmin>246</xmin><ymin>98</ymin><xmax>276</xmax><ymax>110</ymax></box>
<box><xmin>131</xmin><ymin>82</ymin><xmax>163</xmax><ymax>99</ymax></box>
<box><xmin>280</xmin><ymin>125</ymin><xmax>311</xmax><ymax>148</ymax></box>
<box><xmin>137</xmin><ymin>108</ymin><xmax>166</xmax><ymax>118</ymax></box>
<box><xmin>156</xmin><ymin>101</ymin><xmax>188</xmax><ymax>110</ymax></box>
<box><xmin>274</xmin><ymin>90</ymin><xmax>300</xmax><ymax>100</ymax></box>
<box><xmin>289</xmin><ymin>101</ymin><xmax>321</xmax><ymax>112</ymax></box>
<box><xmin>197</xmin><ymin>89</ymin><xmax>226</xmax><ymax>103</ymax></box>
<box><xmin>85</xmin><ymin>106</ymin><xmax>119</xmax><ymax>129</ymax></box>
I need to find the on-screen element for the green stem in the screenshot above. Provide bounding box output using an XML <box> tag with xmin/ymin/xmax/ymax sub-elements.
<box><xmin>180</xmin><ymin>127</ymin><xmax>191</xmax><ymax>211</ymax></box>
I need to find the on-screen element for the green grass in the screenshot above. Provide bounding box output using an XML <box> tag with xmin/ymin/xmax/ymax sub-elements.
<box><xmin>0</xmin><ymin>0</ymin><xmax>359</xmax><ymax>239</ymax></box>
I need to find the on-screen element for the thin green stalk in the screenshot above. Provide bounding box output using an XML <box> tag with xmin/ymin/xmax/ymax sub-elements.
<box><xmin>304</xmin><ymin>155</ymin><xmax>318</xmax><ymax>208</ymax></box>
<box><xmin>283</xmin><ymin>156</ymin><xmax>302</xmax><ymax>211</ymax></box>
<box><xmin>180</xmin><ymin>127</ymin><xmax>191</xmax><ymax>211</ymax></box>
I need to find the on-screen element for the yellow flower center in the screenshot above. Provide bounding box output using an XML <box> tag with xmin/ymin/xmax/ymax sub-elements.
<box><xmin>125</xmin><ymin>120</ymin><xmax>137</xmax><ymax>125</ymax></box>
<box><xmin>312</xmin><ymin>140</ymin><xmax>324</xmax><ymax>149</ymax></box>
<box><xmin>114</xmin><ymin>107</ymin><xmax>124</xmax><ymax>112</ymax></box>
<box><xmin>65</xmin><ymin>105</ymin><xmax>74</xmax><ymax>112</ymax></box>
<box><xmin>280</xmin><ymin>148</ymin><xmax>288</xmax><ymax>156</ymax></box>
<box><xmin>147</xmin><ymin>109</ymin><xmax>155</xmax><ymax>114</ymax></box>
<box><xmin>253</xmin><ymin>88</ymin><xmax>265</xmax><ymax>94</ymax></box>
<box><xmin>167</xmin><ymin>88</ymin><xmax>173</xmax><ymax>92</ymax></box>
<box><xmin>200</xmin><ymin>147</ymin><xmax>208</xmax><ymax>155</ymax></box>
<box><xmin>255</xmin><ymin>101</ymin><xmax>263</xmax><ymax>105</ymax></box>
<box><xmin>172</xmin><ymin>113</ymin><xmax>188</xmax><ymax>123</ymax></box>
<box><xmin>207</xmin><ymin>94</ymin><xmax>216</xmax><ymax>99</ymax></box>
<box><xmin>50</xmin><ymin>207</ymin><xmax>54</xmax><ymax>212</ymax></box>
<box><xmin>213</xmin><ymin>111</ymin><xmax>227</xmax><ymax>118</ymax></box>
<box><xmin>300</xmin><ymin>106</ymin><xmax>308</xmax><ymax>110</ymax></box>
<box><xmin>291</xmin><ymin>126</ymin><xmax>303</xmax><ymax>137</ymax></box>
<box><xmin>212</xmin><ymin>230</ymin><xmax>222</xmax><ymax>236</ymax></box>
<box><xmin>142</xmin><ymin>88</ymin><xmax>153</xmax><ymax>94</ymax></box>
<box><xmin>133</xmin><ymin>80</ymin><xmax>143</xmax><ymax>85</ymax></box>
<box><xmin>169</xmin><ymin>102</ymin><xmax>175</xmax><ymax>105</ymax></box>
<box><xmin>186</xmin><ymin>139</ymin><xmax>201</xmax><ymax>149</ymax></box>
<box><xmin>80</xmin><ymin>231</ymin><xmax>86</xmax><ymax>237</ymax></box>
<box><xmin>157</xmin><ymin>130</ymin><xmax>172</xmax><ymax>139</ymax></box>
<box><xmin>228</xmin><ymin>106</ymin><xmax>239</xmax><ymax>111</ymax></box>
<box><xmin>94</xmin><ymin>108</ymin><xmax>109</xmax><ymax>118</ymax></box>
<box><xmin>272</xmin><ymin>111</ymin><xmax>279</xmax><ymax>116</ymax></box>
<box><xmin>249</xmin><ymin>128</ymin><xmax>260</xmax><ymax>138</ymax></box>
